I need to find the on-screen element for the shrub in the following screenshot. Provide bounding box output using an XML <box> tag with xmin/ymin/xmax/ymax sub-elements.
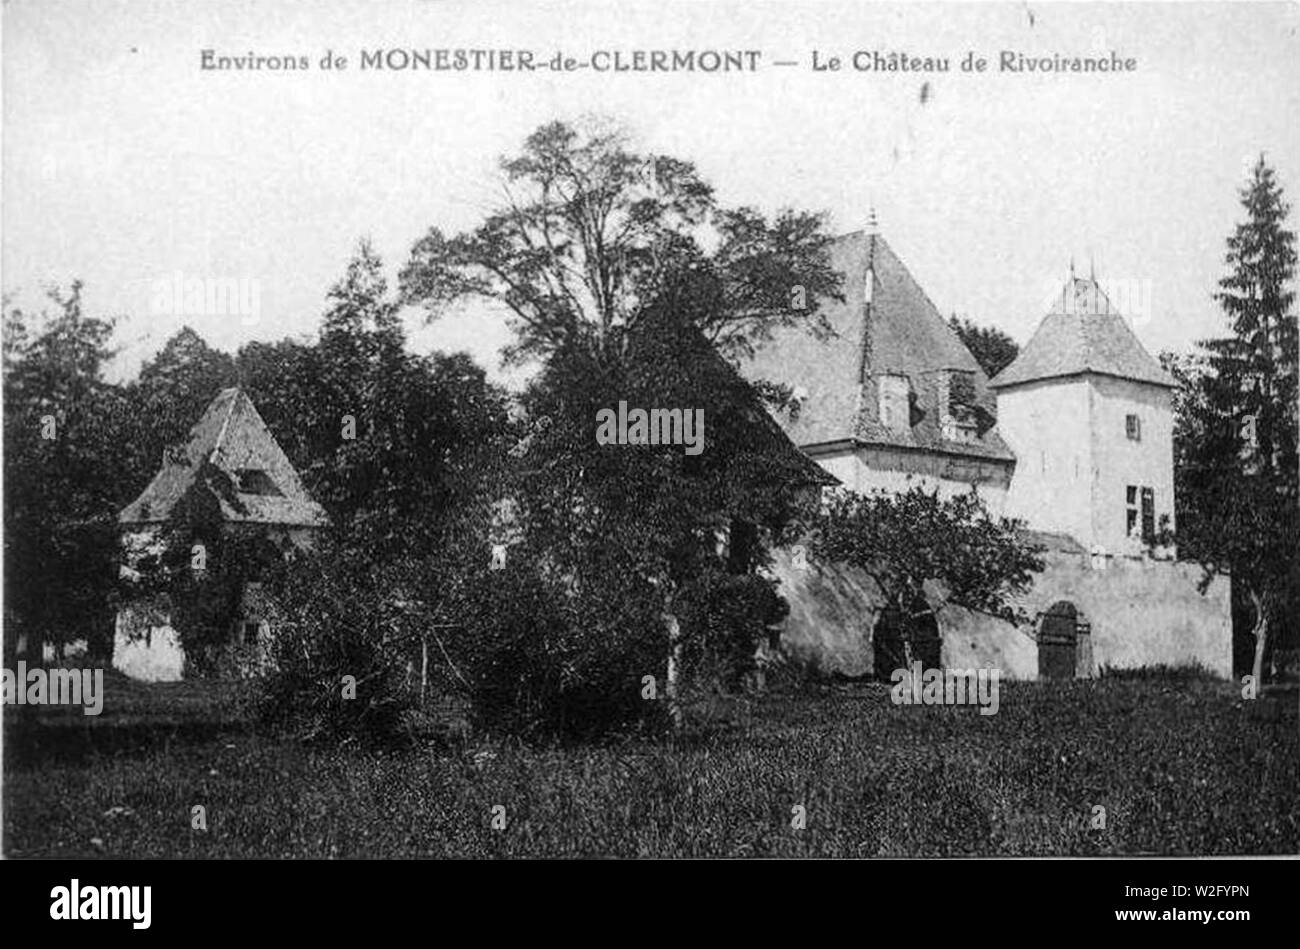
<box><xmin>444</xmin><ymin>553</ymin><xmax>668</xmax><ymax>742</ymax></box>
<box><xmin>677</xmin><ymin>570</ymin><xmax>788</xmax><ymax>691</ymax></box>
<box><xmin>257</xmin><ymin>549</ymin><xmax>420</xmax><ymax>743</ymax></box>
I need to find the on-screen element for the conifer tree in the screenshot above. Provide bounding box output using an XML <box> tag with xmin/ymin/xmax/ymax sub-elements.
<box><xmin>1177</xmin><ymin>155</ymin><xmax>1298</xmax><ymax>683</ymax></box>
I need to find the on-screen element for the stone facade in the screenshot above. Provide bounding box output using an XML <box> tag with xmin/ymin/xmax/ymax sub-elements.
<box><xmin>746</xmin><ymin>233</ymin><xmax>1230</xmax><ymax>680</ymax></box>
<box><xmin>809</xmin><ymin>443</ymin><xmax>1013</xmax><ymax>517</ymax></box>
<box><xmin>771</xmin><ymin>546</ymin><xmax>1232</xmax><ymax>681</ymax></box>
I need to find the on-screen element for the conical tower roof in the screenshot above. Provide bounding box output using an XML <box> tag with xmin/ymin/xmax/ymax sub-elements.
<box><xmin>990</xmin><ymin>275</ymin><xmax>1174</xmax><ymax>389</ymax></box>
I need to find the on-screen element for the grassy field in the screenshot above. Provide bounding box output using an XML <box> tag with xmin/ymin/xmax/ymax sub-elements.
<box><xmin>3</xmin><ymin>669</ymin><xmax>1296</xmax><ymax>857</ymax></box>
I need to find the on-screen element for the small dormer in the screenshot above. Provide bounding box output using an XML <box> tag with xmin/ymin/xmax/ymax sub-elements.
<box><xmin>939</xmin><ymin>368</ymin><xmax>979</xmax><ymax>443</ymax></box>
<box><xmin>877</xmin><ymin>373</ymin><xmax>910</xmax><ymax>431</ymax></box>
<box><xmin>233</xmin><ymin>468</ymin><xmax>284</xmax><ymax>497</ymax></box>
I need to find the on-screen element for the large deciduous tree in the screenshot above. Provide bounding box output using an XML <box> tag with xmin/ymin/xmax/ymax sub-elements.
<box><xmin>399</xmin><ymin>119</ymin><xmax>841</xmax><ymax>366</ymax></box>
<box><xmin>399</xmin><ymin>120</ymin><xmax>843</xmax><ymax>723</ymax></box>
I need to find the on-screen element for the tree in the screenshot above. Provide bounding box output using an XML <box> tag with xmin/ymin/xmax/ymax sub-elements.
<box><xmin>126</xmin><ymin>326</ymin><xmax>237</xmax><ymax>489</ymax></box>
<box><xmin>949</xmin><ymin>315</ymin><xmax>1020</xmax><ymax>378</ymax></box>
<box><xmin>239</xmin><ymin>247</ymin><xmax>515</xmax><ymax>737</ymax></box>
<box><xmin>813</xmin><ymin>487</ymin><xmax>1045</xmax><ymax>666</ymax></box>
<box><xmin>399</xmin><ymin>120</ymin><xmax>843</xmax><ymax>726</ymax></box>
<box><xmin>238</xmin><ymin>242</ymin><xmax>512</xmax><ymax>563</ymax></box>
<box><xmin>498</xmin><ymin>311</ymin><xmax>822</xmax><ymax>728</ymax></box>
<box><xmin>3</xmin><ymin>282</ymin><xmax>134</xmax><ymax>660</ymax></box>
<box><xmin>1173</xmin><ymin>155</ymin><xmax>1298</xmax><ymax>684</ymax></box>
<box><xmin>399</xmin><ymin>119</ymin><xmax>842</xmax><ymax>367</ymax></box>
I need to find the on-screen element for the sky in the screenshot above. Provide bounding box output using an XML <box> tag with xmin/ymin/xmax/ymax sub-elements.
<box><xmin>3</xmin><ymin>0</ymin><xmax>1298</xmax><ymax>389</ymax></box>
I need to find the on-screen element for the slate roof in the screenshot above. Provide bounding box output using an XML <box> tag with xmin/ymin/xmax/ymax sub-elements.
<box><xmin>742</xmin><ymin>229</ymin><xmax>1015</xmax><ymax>462</ymax></box>
<box><xmin>626</xmin><ymin>318</ymin><xmax>839</xmax><ymax>488</ymax></box>
<box><xmin>119</xmin><ymin>388</ymin><xmax>330</xmax><ymax>528</ymax></box>
<box><xmin>990</xmin><ymin>276</ymin><xmax>1175</xmax><ymax>389</ymax></box>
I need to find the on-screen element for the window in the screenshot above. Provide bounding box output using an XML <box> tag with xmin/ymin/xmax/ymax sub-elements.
<box><xmin>878</xmin><ymin>374</ymin><xmax>910</xmax><ymax>431</ymax></box>
<box><xmin>1126</xmin><ymin>485</ymin><xmax>1156</xmax><ymax>545</ymax></box>
<box><xmin>941</xmin><ymin>370</ymin><xmax>978</xmax><ymax>443</ymax></box>
<box><xmin>242</xmin><ymin>622</ymin><xmax>260</xmax><ymax>645</ymax></box>
<box><xmin>947</xmin><ymin>370</ymin><xmax>977</xmax><ymax>412</ymax></box>
<box><xmin>1125</xmin><ymin>414</ymin><xmax>1141</xmax><ymax>441</ymax></box>
<box><xmin>234</xmin><ymin>468</ymin><xmax>284</xmax><ymax>497</ymax></box>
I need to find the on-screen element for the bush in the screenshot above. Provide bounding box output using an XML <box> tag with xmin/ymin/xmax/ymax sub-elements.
<box><xmin>257</xmin><ymin>550</ymin><xmax>420</xmax><ymax>743</ymax></box>
<box><xmin>255</xmin><ymin>538</ymin><xmax>674</xmax><ymax>745</ymax></box>
<box><xmin>445</xmin><ymin>553</ymin><xmax>668</xmax><ymax>742</ymax></box>
<box><xmin>677</xmin><ymin>570</ymin><xmax>788</xmax><ymax>691</ymax></box>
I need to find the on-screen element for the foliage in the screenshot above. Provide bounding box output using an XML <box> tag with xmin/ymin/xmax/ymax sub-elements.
<box><xmin>256</xmin><ymin>543</ymin><xmax>423</xmax><ymax>743</ymax></box>
<box><xmin>395</xmin><ymin>120</ymin><xmax>842</xmax><ymax>732</ymax></box>
<box><xmin>3</xmin><ymin>282</ymin><xmax>135</xmax><ymax>659</ymax></box>
<box><xmin>948</xmin><ymin>315</ymin><xmax>1020</xmax><ymax>379</ymax></box>
<box><xmin>244</xmin><ymin>245</ymin><xmax>514</xmax><ymax>735</ymax></box>
<box><xmin>399</xmin><ymin>118</ymin><xmax>843</xmax><ymax>366</ymax></box>
<box><xmin>813</xmin><ymin>486</ymin><xmax>1045</xmax><ymax>645</ymax></box>
<box><xmin>238</xmin><ymin>242</ymin><xmax>513</xmax><ymax>565</ymax></box>
<box><xmin>1169</xmin><ymin>155</ymin><xmax>1299</xmax><ymax>680</ymax></box>
<box><xmin>441</xmin><ymin>551</ymin><xmax>667</xmax><ymax>742</ymax></box>
<box><xmin>124</xmin><ymin>326</ymin><xmax>237</xmax><ymax>490</ymax></box>
<box><xmin>675</xmin><ymin>570</ymin><xmax>788</xmax><ymax>688</ymax></box>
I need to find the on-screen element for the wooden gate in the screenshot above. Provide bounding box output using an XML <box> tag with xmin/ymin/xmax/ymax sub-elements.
<box><xmin>1038</xmin><ymin>600</ymin><xmax>1078</xmax><ymax>681</ymax></box>
<box><xmin>873</xmin><ymin>599</ymin><xmax>941</xmax><ymax>680</ymax></box>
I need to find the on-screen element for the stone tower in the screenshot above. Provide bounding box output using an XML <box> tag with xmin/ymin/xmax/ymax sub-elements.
<box><xmin>990</xmin><ymin>272</ymin><xmax>1177</xmax><ymax>557</ymax></box>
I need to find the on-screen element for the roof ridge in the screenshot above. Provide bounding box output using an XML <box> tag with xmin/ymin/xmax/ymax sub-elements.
<box><xmin>210</xmin><ymin>388</ymin><xmax>240</xmax><ymax>462</ymax></box>
<box><xmin>120</xmin><ymin>387</ymin><xmax>329</xmax><ymax>527</ymax></box>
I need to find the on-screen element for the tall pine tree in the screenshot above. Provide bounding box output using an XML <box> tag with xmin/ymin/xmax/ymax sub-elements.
<box><xmin>1177</xmin><ymin>155</ymin><xmax>1298</xmax><ymax>684</ymax></box>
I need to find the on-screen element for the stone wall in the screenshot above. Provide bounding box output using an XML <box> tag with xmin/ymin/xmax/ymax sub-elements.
<box><xmin>768</xmin><ymin>546</ymin><xmax>1232</xmax><ymax>680</ymax></box>
<box><xmin>113</xmin><ymin>603</ymin><xmax>185</xmax><ymax>682</ymax></box>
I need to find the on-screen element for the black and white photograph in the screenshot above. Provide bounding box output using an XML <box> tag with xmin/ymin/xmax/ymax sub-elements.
<box><xmin>0</xmin><ymin>0</ymin><xmax>1295</xmax><ymax>922</ymax></box>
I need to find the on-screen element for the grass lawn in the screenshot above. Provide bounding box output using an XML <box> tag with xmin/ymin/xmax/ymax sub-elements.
<box><xmin>3</xmin><ymin>670</ymin><xmax>1296</xmax><ymax>857</ymax></box>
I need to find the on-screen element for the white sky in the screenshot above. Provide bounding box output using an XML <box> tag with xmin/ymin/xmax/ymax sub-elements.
<box><xmin>3</xmin><ymin>0</ymin><xmax>1298</xmax><ymax>388</ymax></box>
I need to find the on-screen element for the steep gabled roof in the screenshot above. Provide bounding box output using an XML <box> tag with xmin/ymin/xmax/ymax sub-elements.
<box><xmin>119</xmin><ymin>388</ymin><xmax>330</xmax><ymax>528</ymax></box>
<box><xmin>990</xmin><ymin>276</ymin><xmax>1175</xmax><ymax>389</ymax></box>
<box><xmin>626</xmin><ymin>318</ymin><xmax>839</xmax><ymax>488</ymax></box>
<box><xmin>742</xmin><ymin>229</ymin><xmax>1014</xmax><ymax>462</ymax></box>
